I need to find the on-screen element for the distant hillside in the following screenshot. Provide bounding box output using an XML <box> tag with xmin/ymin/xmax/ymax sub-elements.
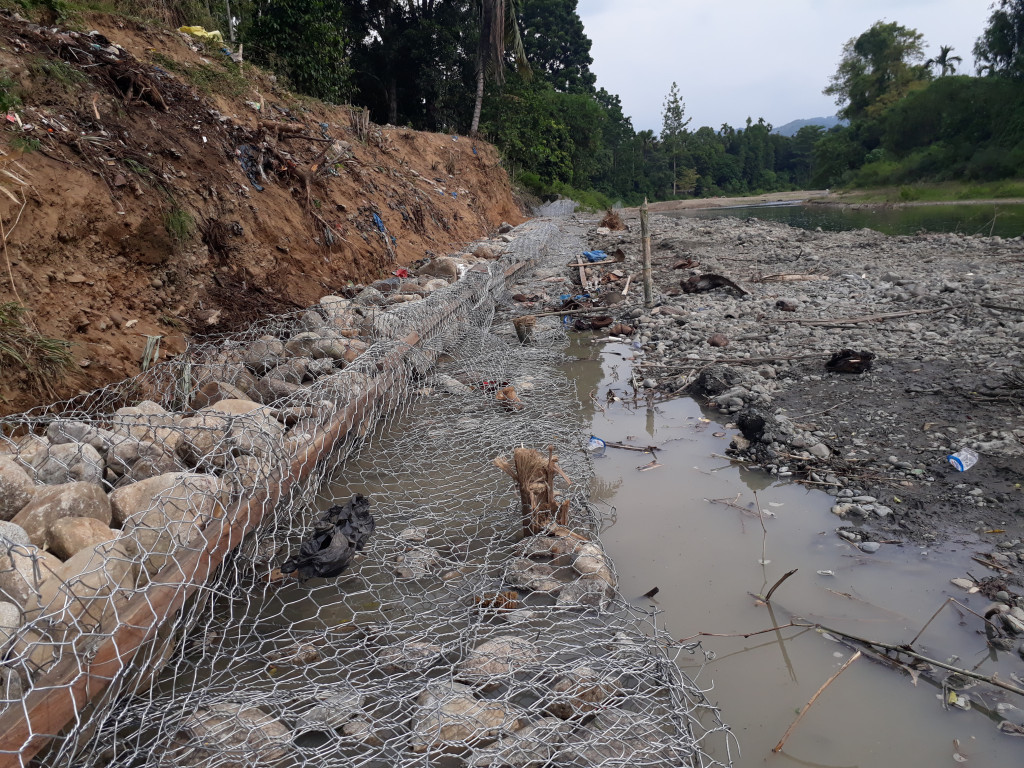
<box><xmin>773</xmin><ymin>116</ymin><xmax>846</xmax><ymax>136</ymax></box>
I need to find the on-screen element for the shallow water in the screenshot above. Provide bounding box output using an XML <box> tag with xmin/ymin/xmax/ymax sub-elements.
<box><xmin>664</xmin><ymin>201</ymin><xmax>1024</xmax><ymax>239</ymax></box>
<box><xmin>568</xmin><ymin>337</ymin><xmax>1024</xmax><ymax>768</ymax></box>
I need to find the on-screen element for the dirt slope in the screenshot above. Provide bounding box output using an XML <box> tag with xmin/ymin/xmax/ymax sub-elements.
<box><xmin>0</xmin><ymin>10</ymin><xmax>524</xmax><ymax>416</ymax></box>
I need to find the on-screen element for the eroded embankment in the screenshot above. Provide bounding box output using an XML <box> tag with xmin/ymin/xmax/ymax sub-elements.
<box><xmin>0</xmin><ymin>11</ymin><xmax>524</xmax><ymax>415</ymax></box>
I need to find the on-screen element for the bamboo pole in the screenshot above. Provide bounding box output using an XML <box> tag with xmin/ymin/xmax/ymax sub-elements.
<box><xmin>0</xmin><ymin>260</ymin><xmax>532</xmax><ymax>767</ymax></box>
<box><xmin>641</xmin><ymin>198</ymin><xmax>653</xmax><ymax>307</ymax></box>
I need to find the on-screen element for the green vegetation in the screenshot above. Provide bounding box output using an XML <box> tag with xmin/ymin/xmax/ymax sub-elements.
<box><xmin>0</xmin><ymin>71</ymin><xmax>21</xmax><ymax>114</ymax></box>
<box><xmin>10</xmin><ymin>136</ymin><xmax>40</xmax><ymax>153</ymax></box>
<box><xmin>0</xmin><ymin>302</ymin><xmax>74</xmax><ymax>396</ymax></box>
<box><xmin>87</xmin><ymin>1</ymin><xmax>1024</xmax><ymax>202</ymax></box>
<box><xmin>27</xmin><ymin>55</ymin><xmax>86</xmax><ymax>91</ymax></box>
<box><xmin>164</xmin><ymin>205</ymin><xmax>195</xmax><ymax>243</ymax></box>
<box><xmin>149</xmin><ymin>51</ymin><xmax>246</xmax><ymax>97</ymax></box>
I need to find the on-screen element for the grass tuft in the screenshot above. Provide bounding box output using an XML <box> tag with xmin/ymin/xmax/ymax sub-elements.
<box><xmin>0</xmin><ymin>301</ymin><xmax>74</xmax><ymax>396</ymax></box>
<box><xmin>164</xmin><ymin>206</ymin><xmax>195</xmax><ymax>243</ymax></box>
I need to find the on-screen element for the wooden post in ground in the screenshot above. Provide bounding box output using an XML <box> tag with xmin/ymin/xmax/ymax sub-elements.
<box><xmin>641</xmin><ymin>198</ymin><xmax>653</xmax><ymax>307</ymax></box>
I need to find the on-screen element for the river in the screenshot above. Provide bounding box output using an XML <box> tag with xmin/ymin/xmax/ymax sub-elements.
<box><xmin>662</xmin><ymin>201</ymin><xmax>1024</xmax><ymax>239</ymax></box>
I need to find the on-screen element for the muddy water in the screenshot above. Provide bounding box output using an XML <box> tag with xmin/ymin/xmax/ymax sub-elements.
<box><xmin>566</xmin><ymin>337</ymin><xmax>1023</xmax><ymax>768</ymax></box>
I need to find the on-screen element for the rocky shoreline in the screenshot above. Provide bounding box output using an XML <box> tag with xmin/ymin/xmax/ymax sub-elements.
<box><xmin>556</xmin><ymin>211</ymin><xmax>1024</xmax><ymax>595</ymax></box>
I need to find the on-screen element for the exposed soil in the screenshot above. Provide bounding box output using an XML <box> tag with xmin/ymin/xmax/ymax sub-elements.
<box><xmin>0</xmin><ymin>11</ymin><xmax>524</xmax><ymax>416</ymax></box>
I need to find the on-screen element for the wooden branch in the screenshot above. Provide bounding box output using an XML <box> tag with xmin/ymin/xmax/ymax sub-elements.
<box><xmin>981</xmin><ymin>302</ymin><xmax>1024</xmax><ymax>313</ymax></box>
<box><xmin>773</xmin><ymin>651</ymin><xmax>861</xmax><ymax>753</ymax></box>
<box><xmin>772</xmin><ymin>308</ymin><xmax>940</xmax><ymax>326</ymax></box>
<box><xmin>793</xmin><ymin>621</ymin><xmax>1024</xmax><ymax>697</ymax></box>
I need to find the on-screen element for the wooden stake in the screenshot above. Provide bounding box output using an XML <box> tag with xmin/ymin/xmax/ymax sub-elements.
<box><xmin>773</xmin><ymin>651</ymin><xmax>861</xmax><ymax>753</ymax></box>
<box><xmin>622</xmin><ymin>274</ymin><xmax>632</xmax><ymax>296</ymax></box>
<box><xmin>641</xmin><ymin>198</ymin><xmax>653</xmax><ymax>307</ymax></box>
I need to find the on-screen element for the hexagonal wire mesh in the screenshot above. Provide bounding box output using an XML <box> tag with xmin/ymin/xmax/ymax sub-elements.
<box><xmin>0</xmin><ymin>220</ymin><xmax>734</xmax><ymax>767</ymax></box>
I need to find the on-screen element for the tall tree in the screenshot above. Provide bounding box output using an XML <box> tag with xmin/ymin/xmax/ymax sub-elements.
<box><xmin>926</xmin><ymin>45</ymin><xmax>962</xmax><ymax>76</ymax></box>
<box><xmin>471</xmin><ymin>0</ymin><xmax>529</xmax><ymax>136</ymax></box>
<box><xmin>974</xmin><ymin>0</ymin><xmax>1024</xmax><ymax>79</ymax></box>
<box><xmin>824</xmin><ymin>21</ymin><xmax>930</xmax><ymax>122</ymax></box>
<box><xmin>246</xmin><ymin>0</ymin><xmax>352</xmax><ymax>103</ymax></box>
<box><xmin>516</xmin><ymin>0</ymin><xmax>596</xmax><ymax>93</ymax></box>
<box><xmin>660</xmin><ymin>82</ymin><xmax>691</xmax><ymax>196</ymax></box>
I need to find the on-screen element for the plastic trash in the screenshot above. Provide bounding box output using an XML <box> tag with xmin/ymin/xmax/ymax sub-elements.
<box><xmin>178</xmin><ymin>26</ymin><xmax>225</xmax><ymax>44</ymax></box>
<box><xmin>372</xmin><ymin>213</ymin><xmax>386</xmax><ymax>233</ymax></box>
<box><xmin>584</xmin><ymin>250</ymin><xmax>608</xmax><ymax>263</ymax></box>
<box><xmin>586</xmin><ymin>436</ymin><xmax>606</xmax><ymax>455</ymax></box>
<box><xmin>947</xmin><ymin>448</ymin><xmax>978</xmax><ymax>472</ymax></box>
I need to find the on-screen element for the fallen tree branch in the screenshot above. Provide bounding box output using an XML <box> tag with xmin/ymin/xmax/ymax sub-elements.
<box><xmin>981</xmin><ymin>302</ymin><xmax>1024</xmax><ymax>313</ymax></box>
<box><xmin>772</xmin><ymin>308</ymin><xmax>940</xmax><ymax>326</ymax></box>
<box><xmin>773</xmin><ymin>651</ymin><xmax>861</xmax><ymax>753</ymax></box>
<box><xmin>793</xmin><ymin>620</ymin><xmax>1024</xmax><ymax>697</ymax></box>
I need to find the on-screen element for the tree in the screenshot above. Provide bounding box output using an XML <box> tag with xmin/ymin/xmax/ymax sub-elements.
<box><xmin>471</xmin><ymin>0</ymin><xmax>529</xmax><ymax>136</ymax></box>
<box><xmin>824</xmin><ymin>21</ymin><xmax>930</xmax><ymax>122</ymax></box>
<box><xmin>246</xmin><ymin>0</ymin><xmax>352</xmax><ymax>103</ymax></box>
<box><xmin>516</xmin><ymin>0</ymin><xmax>596</xmax><ymax>94</ymax></box>
<box><xmin>660</xmin><ymin>82</ymin><xmax>691</xmax><ymax>196</ymax></box>
<box><xmin>974</xmin><ymin>0</ymin><xmax>1024</xmax><ymax>79</ymax></box>
<box><xmin>926</xmin><ymin>45</ymin><xmax>962</xmax><ymax>76</ymax></box>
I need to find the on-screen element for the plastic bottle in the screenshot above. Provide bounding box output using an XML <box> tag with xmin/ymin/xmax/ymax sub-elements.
<box><xmin>947</xmin><ymin>447</ymin><xmax>978</xmax><ymax>472</ymax></box>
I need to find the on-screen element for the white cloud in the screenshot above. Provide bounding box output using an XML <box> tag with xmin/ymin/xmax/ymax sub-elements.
<box><xmin>577</xmin><ymin>0</ymin><xmax>993</xmax><ymax>132</ymax></box>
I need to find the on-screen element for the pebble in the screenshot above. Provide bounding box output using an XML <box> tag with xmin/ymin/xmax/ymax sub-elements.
<box><xmin>858</xmin><ymin>541</ymin><xmax>881</xmax><ymax>553</ymax></box>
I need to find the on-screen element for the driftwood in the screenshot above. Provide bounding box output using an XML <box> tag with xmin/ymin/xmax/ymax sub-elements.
<box><xmin>754</xmin><ymin>273</ymin><xmax>828</xmax><ymax>283</ymax></box>
<box><xmin>494</xmin><ymin>446</ymin><xmax>572</xmax><ymax>536</ymax></box>
<box><xmin>773</xmin><ymin>651</ymin><xmax>861</xmax><ymax>753</ymax></box>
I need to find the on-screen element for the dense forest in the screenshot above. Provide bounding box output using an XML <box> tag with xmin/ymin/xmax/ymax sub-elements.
<box><xmin>21</xmin><ymin>0</ymin><xmax>1024</xmax><ymax>205</ymax></box>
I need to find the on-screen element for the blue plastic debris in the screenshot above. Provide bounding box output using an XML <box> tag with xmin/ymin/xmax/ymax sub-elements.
<box><xmin>583</xmin><ymin>250</ymin><xmax>608</xmax><ymax>263</ymax></box>
<box><xmin>452</xmin><ymin>192</ymin><xmax>457</xmax><ymax>199</ymax></box>
<box><xmin>586</xmin><ymin>435</ymin><xmax>607</xmax><ymax>455</ymax></box>
<box><xmin>372</xmin><ymin>213</ymin><xmax>386</xmax><ymax>233</ymax></box>
<box><xmin>559</xmin><ymin>294</ymin><xmax>571</xmax><ymax>302</ymax></box>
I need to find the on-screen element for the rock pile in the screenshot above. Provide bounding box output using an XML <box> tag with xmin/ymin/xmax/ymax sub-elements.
<box><xmin>0</xmin><ymin>242</ymin><xmax>515</xmax><ymax>698</ymax></box>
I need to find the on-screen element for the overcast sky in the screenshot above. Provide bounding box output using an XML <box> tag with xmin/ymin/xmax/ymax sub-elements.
<box><xmin>577</xmin><ymin>0</ymin><xmax>995</xmax><ymax>133</ymax></box>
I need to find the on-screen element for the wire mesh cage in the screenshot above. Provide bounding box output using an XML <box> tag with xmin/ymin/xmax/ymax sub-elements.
<box><xmin>0</xmin><ymin>220</ymin><xmax>732</xmax><ymax>767</ymax></box>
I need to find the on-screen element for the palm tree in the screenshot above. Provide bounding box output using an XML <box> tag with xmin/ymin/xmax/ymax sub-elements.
<box><xmin>470</xmin><ymin>0</ymin><xmax>529</xmax><ymax>136</ymax></box>
<box><xmin>927</xmin><ymin>45</ymin><xmax>963</xmax><ymax>76</ymax></box>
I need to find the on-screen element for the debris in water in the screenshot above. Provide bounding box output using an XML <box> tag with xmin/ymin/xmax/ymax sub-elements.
<box><xmin>636</xmin><ymin>460</ymin><xmax>662</xmax><ymax>472</ymax></box>
<box><xmin>281</xmin><ymin>494</ymin><xmax>376</xmax><ymax>579</ymax></box>
<box><xmin>817</xmin><ymin>570</ymin><xmax>836</xmax><ymax>577</ymax></box>
<box><xmin>641</xmin><ymin>587</ymin><xmax>660</xmax><ymax>599</ymax></box>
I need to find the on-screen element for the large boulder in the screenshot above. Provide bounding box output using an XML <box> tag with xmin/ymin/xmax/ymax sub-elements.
<box><xmin>455</xmin><ymin>635</ymin><xmax>539</xmax><ymax>691</ymax></box>
<box><xmin>48</xmin><ymin>517</ymin><xmax>116</xmax><ymax>560</ymax></box>
<box><xmin>411</xmin><ymin>680</ymin><xmax>526</xmax><ymax>753</ymax></box>
<box><xmin>31</xmin><ymin>442</ymin><xmax>105</xmax><ymax>486</ymax></box>
<box><xmin>119</xmin><ymin>474</ymin><xmax>228</xmax><ymax>575</ymax></box>
<box><xmin>0</xmin><ymin>457</ymin><xmax>34</xmax><ymax>521</ymax></box>
<box><xmin>11</xmin><ymin>482</ymin><xmax>111</xmax><ymax>549</ymax></box>
<box><xmin>175</xmin><ymin>413</ymin><xmax>233</xmax><ymax>469</ymax></box>
<box><xmin>16</xmin><ymin>537</ymin><xmax>137</xmax><ymax>675</ymax></box>
<box><xmin>45</xmin><ymin>420</ymin><xmax>114</xmax><ymax>453</ymax></box>
<box><xmin>0</xmin><ymin>601</ymin><xmax>22</xmax><ymax>655</ymax></box>
<box><xmin>160</xmin><ymin>702</ymin><xmax>292</xmax><ymax>768</ymax></box>
<box><xmin>109</xmin><ymin>472</ymin><xmax>229</xmax><ymax>527</ymax></box>
<box><xmin>0</xmin><ymin>541</ymin><xmax>61</xmax><ymax>605</ymax></box>
<box><xmin>188</xmin><ymin>381</ymin><xmax>251</xmax><ymax>411</ymax></box>
<box><xmin>417</xmin><ymin>257</ymin><xmax>460</xmax><ymax>281</ymax></box>
<box><xmin>242</xmin><ymin>337</ymin><xmax>287</xmax><ymax>375</ymax></box>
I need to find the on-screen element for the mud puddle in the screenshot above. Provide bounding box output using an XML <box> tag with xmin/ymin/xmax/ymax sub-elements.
<box><xmin>567</xmin><ymin>336</ymin><xmax>1023</xmax><ymax>768</ymax></box>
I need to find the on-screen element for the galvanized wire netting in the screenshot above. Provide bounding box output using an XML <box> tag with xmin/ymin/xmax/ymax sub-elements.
<box><xmin>0</xmin><ymin>220</ymin><xmax>732</xmax><ymax>767</ymax></box>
